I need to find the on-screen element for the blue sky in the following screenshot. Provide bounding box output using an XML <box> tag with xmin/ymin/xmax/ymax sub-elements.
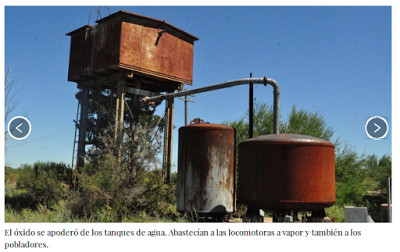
<box><xmin>3</xmin><ymin>6</ymin><xmax>392</xmax><ymax>170</ymax></box>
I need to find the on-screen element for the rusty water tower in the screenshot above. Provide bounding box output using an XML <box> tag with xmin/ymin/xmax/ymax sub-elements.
<box><xmin>67</xmin><ymin>10</ymin><xmax>198</xmax><ymax>183</ymax></box>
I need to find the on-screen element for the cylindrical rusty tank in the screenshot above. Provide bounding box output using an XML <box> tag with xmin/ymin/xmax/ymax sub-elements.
<box><xmin>177</xmin><ymin>119</ymin><xmax>235</xmax><ymax>215</ymax></box>
<box><xmin>238</xmin><ymin>133</ymin><xmax>335</xmax><ymax>211</ymax></box>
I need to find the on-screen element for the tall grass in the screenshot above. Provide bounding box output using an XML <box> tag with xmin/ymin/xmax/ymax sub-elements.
<box><xmin>5</xmin><ymin>204</ymin><xmax>192</xmax><ymax>223</ymax></box>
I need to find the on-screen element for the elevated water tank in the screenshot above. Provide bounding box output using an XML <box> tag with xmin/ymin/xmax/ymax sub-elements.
<box><xmin>177</xmin><ymin>119</ymin><xmax>235</xmax><ymax>215</ymax></box>
<box><xmin>238</xmin><ymin>133</ymin><xmax>335</xmax><ymax>211</ymax></box>
<box><xmin>67</xmin><ymin>11</ymin><xmax>198</xmax><ymax>89</ymax></box>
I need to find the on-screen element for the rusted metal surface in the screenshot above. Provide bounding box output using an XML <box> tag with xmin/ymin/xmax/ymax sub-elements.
<box><xmin>66</xmin><ymin>25</ymin><xmax>94</xmax><ymax>82</ymax></box>
<box><xmin>177</xmin><ymin>120</ymin><xmax>236</xmax><ymax>215</ymax></box>
<box><xmin>67</xmin><ymin>10</ymin><xmax>198</xmax><ymax>86</ymax></box>
<box><xmin>238</xmin><ymin>133</ymin><xmax>336</xmax><ymax>211</ymax></box>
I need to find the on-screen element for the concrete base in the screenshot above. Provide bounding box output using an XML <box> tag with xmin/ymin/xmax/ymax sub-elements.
<box><xmin>344</xmin><ymin>206</ymin><xmax>374</xmax><ymax>223</ymax></box>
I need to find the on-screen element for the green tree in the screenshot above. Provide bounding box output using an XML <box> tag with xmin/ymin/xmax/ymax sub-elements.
<box><xmin>75</xmin><ymin>88</ymin><xmax>164</xmax><ymax>150</ymax></box>
<box><xmin>67</xmin><ymin>86</ymin><xmax>174</xmax><ymax>221</ymax></box>
<box><xmin>334</xmin><ymin>145</ymin><xmax>368</xmax><ymax>205</ymax></box>
<box><xmin>7</xmin><ymin>162</ymin><xmax>71</xmax><ymax>210</ymax></box>
<box><xmin>281</xmin><ymin>105</ymin><xmax>334</xmax><ymax>140</ymax></box>
<box><xmin>224</xmin><ymin>102</ymin><xmax>334</xmax><ymax>145</ymax></box>
<box><xmin>334</xmin><ymin>144</ymin><xmax>391</xmax><ymax>221</ymax></box>
<box><xmin>68</xmin><ymin>120</ymin><xmax>167</xmax><ymax>220</ymax></box>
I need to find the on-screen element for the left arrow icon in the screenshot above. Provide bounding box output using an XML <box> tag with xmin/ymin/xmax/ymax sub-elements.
<box><xmin>7</xmin><ymin>116</ymin><xmax>31</xmax><ymax>140</ymax></box>
<box><xmin>16</xmin><ymin>123</ymin><xmax>23</xmax><ymax>133</ymax></box>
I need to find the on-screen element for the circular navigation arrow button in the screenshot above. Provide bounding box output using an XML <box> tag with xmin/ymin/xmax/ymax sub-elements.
<box><xmin>7</xmin><ymin>116</ymin><xmax>31</xmax><ymax>140</ymax></box>
<box><xmin>365</xmin><ymin>116</ymin><xmax>388</xmax><ymax>140</ymax></box>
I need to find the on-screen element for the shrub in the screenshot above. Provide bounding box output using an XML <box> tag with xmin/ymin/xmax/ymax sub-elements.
<box><xmin>66</xmin><ymin>124</ymin><xmax>178</xmax><ymax>222</ymax></box>
<box><xmin>325</xmin><ymin>204</ymin><xmax>346</xmax><ymax>222</ymax></box>
<box><xmin>8</xmin><ymin>162</ymin><xmax>71</xmax><ymax>210</ymax></box>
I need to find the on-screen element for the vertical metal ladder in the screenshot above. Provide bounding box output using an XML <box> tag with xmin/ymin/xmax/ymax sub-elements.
<box><xmin>71</xmin><ymin>98</ymin><xmax>81</xmax><ymax>188</ymax></box>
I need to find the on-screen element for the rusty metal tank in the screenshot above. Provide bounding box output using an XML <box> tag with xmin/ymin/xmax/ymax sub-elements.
<box><xmin>177</xmin><ymin>119</ymin><xmax>236</xmax><ymax>215</ymax></box>
<box><xmin>238</xmin><ymin>133</ymin><xmax>335</xmax><ymax>211</ymax></box>
<box><xmin>67</xmin><ymin>10</ymin><xmax>198</xmax><ymax>87</ymax></box>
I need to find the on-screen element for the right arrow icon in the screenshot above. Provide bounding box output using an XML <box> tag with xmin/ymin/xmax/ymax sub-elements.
<box><xmin>365</xmin><ymin>116</ymin><xmax>388</xmax><ymax>140</ymax></box>
<box><xmin>374</xmin><ymin>123</ymin><xmax>381</xmax><ymax>133</ymax></box>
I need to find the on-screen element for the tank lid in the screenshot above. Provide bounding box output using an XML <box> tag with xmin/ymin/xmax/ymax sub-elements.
<box><xmin>66</xmin><ymin>25</ymin><xmax>94</xmax><ymax>36</ymax></box>
<box><xmin>241</xmin><ymin>133</ymin><xmax>334</xmax><ymax>147</ymax></box>
<box><xmin>180</xmin><ymin>118</ymin><xmax>234</xmax><ymax>131</ymax></box>
<box><xmin>95</xmin><ymin>10</ymin><xmax>199</xmax><ymax>43</ymax></box>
